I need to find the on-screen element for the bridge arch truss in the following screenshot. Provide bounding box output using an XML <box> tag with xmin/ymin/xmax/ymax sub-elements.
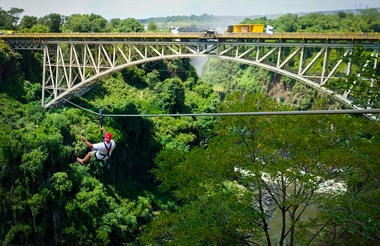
<box><xmin>40</xmin><ymin>41</ymin><xmax>379</xmax><ymax>108</ymax></box>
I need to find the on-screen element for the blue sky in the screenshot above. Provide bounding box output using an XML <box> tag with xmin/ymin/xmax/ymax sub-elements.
<box><xmin>1</xmin><ymin>0</ymin><xmax>379</xmax><ymax>19</ymax></box>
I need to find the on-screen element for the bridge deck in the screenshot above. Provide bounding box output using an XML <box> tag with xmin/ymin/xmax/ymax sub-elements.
<box><xmin>1</xmin><ymin>32</ymin><xmax>379</xmax><ymax>42</ymax></box>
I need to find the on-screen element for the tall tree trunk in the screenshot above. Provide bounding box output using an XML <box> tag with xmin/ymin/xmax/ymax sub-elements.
<box><xmin>279</xmin><ymin>208</ymin><xmax>286</xmax><ymax>246</ymax></box>
<box><xmin>258</xmin><ymin>188</ymin><xmax>271</xmax><ymax>246</ymax></box>
<box><xmin>279</xmin><ymin>174</ymin><xmax>287</xmax><ymax>246</ymax></box>
<box><xmin>289</xmin><ymin>208</ymin><xmax>297</xmax><ymax>246</ymax></box>
<box><xmin>52</xmin><ymin>210</ymin><xmax>60</xmax><ymax>245</ymax></box>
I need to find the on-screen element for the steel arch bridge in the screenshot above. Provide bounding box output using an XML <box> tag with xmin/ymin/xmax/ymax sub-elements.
<box><xmin>1</xmin><ymin>32</ymin><xmax>379</xmax><ymax>108</ymax></box>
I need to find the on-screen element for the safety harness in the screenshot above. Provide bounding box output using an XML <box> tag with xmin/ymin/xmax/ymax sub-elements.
<box><xmin>97</xmin><ymin>108</ymin><xmax>113</xmax><ymax>163</ymax></box>
<box><xmin>97</xmin><ymin>142</ymin><xmax>112</xmax><ymax>160</ymax></box>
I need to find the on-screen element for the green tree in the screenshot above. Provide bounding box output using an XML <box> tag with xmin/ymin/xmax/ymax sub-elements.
<box><xmin>273</xmin><ymin>14</ymin><xmax>299</xmax><ymax>32</ymax></box>
<box><xmin>63</xmin><ymin>14</ymin><xmax>91</xmax><ymax>32</ymax></box>
<box><xmin>20</xmin><ymin>24</ymin><xmax>49</xmax><ymax>33</ymax></box>
<box><xmin>156</xmin><ymin>77</ymin><xmax>185</xmax><ymax>113</ymax></box>
<box><xmin>23</xmin><ymin>80</ymin><xmax>41</xmax><ymax>102</ymax></box>
<box><xmin>20</xmin><ymin>15</ymin><xmax>38</xmax><ymax>29</ymax></box>
<box><xmin>141</xmin><ymin>143</ymin><xmax>261</xmax><ymax>245</ymax></box>
<box><xmin>147</xmin><ymin>22</ymin><xmax>158</xmax><ymax>32</ymax></box>
<box><xmin>27</xmin><ymin>189</ymin><xmax>51</xmax><ymax>232</ymax></box>
<box><xmin>326</xmin><ymin>46</ymin><xmax>380</xmax><ymax>109</ymax></box>
<box><xmin>121</xmin><ymin>66</ymin><xmax>147</xmax><ymax>86</ymax></box>
<box><xmin>63</xmin><ymin>174</ymin><xmax>151</xmax><ymax>245</ymax></box>
<box><xmin>20</xmin><ymin>148</ymin><xmax>47</xmax><ymax>182</ymax></box>
<box><xmin>361</xmin><ymin>8</ymin><xmax>380</xmax><ymax>32</ymax></box>
<box><xmin>117</xmin><ymin>18</ymin><xmax>144</xmax><ymax>32</ymax></box>
<box><xmin>241</xmin><ymin>16</ymin><xmax>268</xmax><ymax>25</ymax></box>
<box><xmin>51</xmin><ymin>172</ymin><xmax>73</xmax><ymax>199</ymax></box>
<box><xmin>143</xmin><ymin>93</ymin><xmax>378</xmax><ymax>245</ymax></box>
<box><xmin>317</xmin><ymin>117</ymin><xmax>380</xmax><ymax>245</ymax></box>
<box><xmin>39</xmin><ymin>13</ymin><xmax>63</xmax><ymax>32</ymax></box>
<box><xmin>146</xmin><ymin>70</ymin><xmax>160</xmax><ymax>89</ymax></box>
<box><xmin>0</xmin><ymin>7</ymin><xmax>24</xmax><ymax>29</ymax></box>
<box><xmin>0</xmin><ymin>8</ymin><xmax>6</xmax><ymax>28</ymax></box>
<box><xmin>89</xmin><ymin>13</ymin><xmax>108</xmax><ymax>32</ymax></box>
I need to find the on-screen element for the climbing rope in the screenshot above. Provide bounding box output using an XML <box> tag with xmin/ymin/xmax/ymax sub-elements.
<box><xmin>61</xmin><ymin>97</ymin><xmax>380</xmax><ymax>118</ymax></box>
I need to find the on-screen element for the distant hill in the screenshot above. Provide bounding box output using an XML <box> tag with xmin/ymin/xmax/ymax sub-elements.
<box><xmin>139</xmin><ymin>14</ymin><xmax>252</xmax><ymax>32</ymax></box>
<box><xmin>139</xmin><ymin>8</ymin><xmax>380</xmax><ymax>32</ymax></box>
<box><xmin>296</xmin><ymin>8</ymin><xmax>380</xmax><ymax>17</ymax></box>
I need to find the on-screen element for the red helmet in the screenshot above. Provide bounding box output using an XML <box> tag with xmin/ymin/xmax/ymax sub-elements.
<box><xmin>104</xmin><ymin>133</ymin><xmax>112</xmax><ymax>142</ymax></box>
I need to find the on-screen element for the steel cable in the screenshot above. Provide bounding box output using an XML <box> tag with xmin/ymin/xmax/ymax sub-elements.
<box><xmin>61</xmin><ymin>97</ymin><xmax>380</xmax><ymax>118</ymax></box>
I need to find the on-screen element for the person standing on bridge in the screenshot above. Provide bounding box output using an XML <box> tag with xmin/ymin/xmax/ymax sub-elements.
<box><xmin>76</xmin><ymin>127</ymin><xmax>116</xmax><ymax>165</ymax></box>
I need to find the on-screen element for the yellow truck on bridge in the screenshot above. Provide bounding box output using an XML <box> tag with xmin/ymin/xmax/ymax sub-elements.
<box><xmin>226</xmin><ymin>24</ymin><xmax>265</xmax><ymax>33</ymax></box>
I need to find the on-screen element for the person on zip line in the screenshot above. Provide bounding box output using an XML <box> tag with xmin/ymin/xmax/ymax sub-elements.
<box><xmin>76</xmin><ymin>127</ymin><xmax>116</xmax><ymax>165</ymax></box>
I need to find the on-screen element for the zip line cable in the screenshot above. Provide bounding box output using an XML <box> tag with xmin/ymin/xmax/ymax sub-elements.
<box><xmin>62</xmin><ymin>97</ymin><xmax>100</xmax><ymax>115</ymax></box>
<box><xmin>61</xmin><ymin>97</ymin><xmax>380</xmax><ymax>118</ymax></box>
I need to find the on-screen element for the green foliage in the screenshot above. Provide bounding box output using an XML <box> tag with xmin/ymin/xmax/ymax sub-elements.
<box><xmin>29</xmin><ymin>24</ymin><xmax>49</xmax><ymax>33</ymax></box>
<box><xmin>0</xmin><ymin>43</ymin><xmax>26</xmax><ymax>100</ymax></box>
<box><xmin>242</xmin><ymin>9</ymin><xmax>380</xmax><ymax>33</ymax></box>
<box><xmin>361</xmin><ymin>8</ymin><xmax>380</xmax><ymax>32</ymax></box>
<box><xmin>203</xmin><ymin>58</ymin><xmax>242</xmax><ymax>91</ymax></box>
<box><xmin>62</xmin><ymin>175</ymin><xmax>150</xmax><ymax>244</ymax></box>
<box><xmin>2</xmin><ymin>7</ymin><xmax>379</xmax><ymax>35</ymax></box>
<box><xmin>62</xmin><ymin>13</ymin><xmax>110</xmax><ymax>33</ymax></box>
<box><xmin>290</xmin><ymin>82</ymin><xmax>316</xmax><ymax>109</ymax></box>
<box><xmin>147</xmin><ymin>22</ymin><xmax>158</xmax><ymax>32</ymax></box>
<box><xmin>144</xmin><ymin>93</ymin><xmax>380</xmax><ymax>245</ymax></box>
<box><xmin>326</xmin><ymin>46</ymin><xmax>380</xmax><ymax>109</ymax></box>
<box><xmin>0</xmin><ymin>88</ymin><xmax>158</xmax><ymax>243</ymax></box>
<box><xmin>63</xmin><ymin>14</ymin><xmax>92</xmax><ymax>32</ymax></box>
<box><xmin>141</xmin><ymin>13</ymin><xmax>223</xmax><ymax>29</ymax></box>
<box><xmin>78</xmin><ymin>58</ymin><xmax>219</xmax><ymax>154</ymax></box>
<box><xmin>0</xmin><ymin>7</ymin><xmax>24</xmax><ymax>30</ymax></box>
<box><xmin>39</xmin><ymin>13</ymin><xmax>64</xmax><ymax>32</ymax></box>
<box><xmin>20</xmin><ymin>148</ymin><xmax>47</xmax><ymax>182</ymax></box>
<box><xmin>274</xmin><ymin>14</ymin><xmax>299</xmax><ymax>32</ymax></box>
<box><xmin>20</xmin><ymin>15</ymin><xmax>38</xmax><ymax>29</ymax></box>
<box><xmin>157</xmin><ymin>58</ymin><xmax>199</xmax><ymax>83</ymax></box>
<box><xmin>5</xmin><ymin>224</ymin><xmax>32</xmax><ymax>244</ymax></box>
<box><xmin>23</xmin><ymin>80</ymin><xmax>41</xmax><ymax>102</ymax></box>
<box><xmin>155</xmin><ymin>77</ymin><xmax>185</xmax><ymax>113</ymax></box>
<box><xmin>121</xmin><ymin>66</ymin><xmax>147</xmax><ymax>87</ymax></box>
<box><xmin>51</xmin><ymin>172</ymin><xmax>73</xmax><ymax>197</ymax></box>
<box><xmin>236</xmin><ymin>66</ymin><xmax>265</xmax><ymax>94</ymax></box>
<box><xmin>111</xmin><ymin>18</ymin><xmax>144</xmax><ymax>32</ymax></box>
<box><xmin>203</xmin><ymin>57</ymin><xmax>317</xmax><ymax>109</ymax></box>
<box><xmin>142</xmin><ymin>141</ymin><xmax>261</xmax><ymax>244</ymax></box>
<box><xmin>140</xmin><ymin>184</ymin><xmax>260</xmax><ymax>245</ymax></box>
<box><xmin>316</xmin><ymin>119</ymin><xmax>380</xmax><ymax>245</ymax></box>
<box><xmin>146</xmin><ymin>70</ymin><xmax>160</xmax><ymax>89</ymax></box>
<box><xmin>89</xmin><ymin>14</ymin><xmax>108</xmax><ymax>32</ymax></box>
<box><xmin>241</xmin><ymin>16</ymin><xmax>268</xmax><ymax>25</ymax></box>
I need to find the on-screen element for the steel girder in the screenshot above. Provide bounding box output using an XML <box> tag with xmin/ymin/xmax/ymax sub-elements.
<box><xmin>39</xmin><ymin>41</ymin><xmax>379</xmax><ymax>108</ymax></box>
<box><xmin>7</xmin><ymin>40</ymin><xmax>44</xmax><ymax>50</ymax></box>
